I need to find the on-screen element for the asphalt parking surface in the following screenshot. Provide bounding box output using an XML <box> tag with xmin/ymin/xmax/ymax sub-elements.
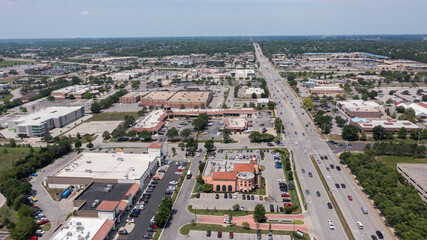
<box><xmin>114</xmin><ymin>162</ymin><xmax>180</xmax><ymax>240</ymax></box>
<box><xmin>189</xmin><ymin>230</ymin><xmax>291</xmax><ymax>240</ymax></box>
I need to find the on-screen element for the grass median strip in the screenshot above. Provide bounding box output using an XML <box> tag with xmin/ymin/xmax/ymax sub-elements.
<box><xmin>310</xmin><ymin>155</ymin><xmax>355</xmax><ymax>240</ymax></box>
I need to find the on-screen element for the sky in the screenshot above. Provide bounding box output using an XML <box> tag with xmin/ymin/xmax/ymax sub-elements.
<box><xmin>1</xmin><ymin>0</ymin><xmax>426</xmax><ymax>39</ymax></box>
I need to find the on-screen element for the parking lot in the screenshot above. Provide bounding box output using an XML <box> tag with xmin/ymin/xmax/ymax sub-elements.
<box><xmin>188</xmin><ymin>230</ymin><xmax>290</xmax><ymax>240</ymax></box>
<box><xmin>110</xmin><ymin>161</ymin><xmax>181</xmax><ymax>240</ymax></box>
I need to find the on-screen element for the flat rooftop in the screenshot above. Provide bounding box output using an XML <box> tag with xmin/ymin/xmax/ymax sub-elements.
<box><xmin>50</xmin><ymin>217</ymin><xmax>112</xmax><ymax>240</ymax></box>
<box><xmin>168</xmin><ymin>91</ymin><xmax>211</xmax><ymax>103</ymax></box>
<box><xmin>204</xmin><ymin>159</ymin><xmax>251</xmax><ymax>177</ymax></box>
<box><xmin>75</xmin><ymin>182</ymin><xmax>132</xmax><ymax>210</ymax></box>
<box><xmin>397</xmin><ymin>163</ymin><xmax>427</xmax><ymax>189</ymax></box>
<box><xmin>338</xmin><ymin>100</ymin><xmax>383</xmax><ymax>112</ymax></box>
<box><xmin>121</xmin><ymin>91</ymin><xmax>148</xmax><ymax>98</ymax></box>
<box><xmin>9</xmin><ymin>106</ymin><xmax>83</xmax><ymax>126</ymax></box>
<box><xmin>54</xmin><ymin>151</ymin><xmax>156</xmax><ymax>180</ymax></box>
<box><xmin>311</xmin><ymin>86</ymin><xmax>343</xmax><ymax>91</ymax></box>
<box><xmin>226</xmin><ymin>118</ymin><xmax>247</xmax><ymax>129</ymax></box>
<box><xmin>358</xmin><ymin>119</ymin><xmax>420</xmax><ymax>129</ymax></box>
<box><xmin>51</xmin><ymin>85</ymin><xmax>93</xmax><ymax>94</ymax></box>
<box><xmin>142</xmin><ymin>91</ymin><xmax>175</xmax><ymax>101</ymax></box>
<box><xmin>245</xmin><ymin>87</ymin><xmax>264</xmax><ymax>94</ymax></box>
<box><xmin>134</xmin><ymin>109</ymin><xmax>166</xmax><ymax>129</ymax></box>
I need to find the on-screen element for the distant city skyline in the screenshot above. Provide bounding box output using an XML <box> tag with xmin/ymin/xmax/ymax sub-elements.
<box><xmin>1</xmin><ymin>0</ymin><xmax>426</xmax><ymax>39</ymax></box>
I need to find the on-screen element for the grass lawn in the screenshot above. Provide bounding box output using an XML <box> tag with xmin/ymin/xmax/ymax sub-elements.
<box><xmin>88</xmin><ymin>112</ymin><xmax>139</xmax><ymax>121</ymax></box>
<box><xmin>152</xmin><ymin>228</ymin><xmax>162</xmax><ymax>240</ymax></box>
<box><xmin>0</xmin><ymin>204</ymin><xmax>18</xmax><ymax>231</ymax></box>
<box><xmin>41</xmin><ymin>222</ymin><xmax>51</xmax><ymax>231</ymax></box>
<box><xmin>377</xmin><ymin>155</ymin><xmax>427</xmax><ymax>169</ymax></box>
<box><xmin>188</xmin><ymin>205</ymin><xmax>252</xmax><ymax>216</ymax></box>
<box><xmin>179</xmin><ymin>223</ymin><xmax>310</xmax><ymax>239</ymax></box>
<box><xmin>0</xmin><ymin>59</ymin><xmax>30</xmax><ymax>67</ymax></box>
<box><xmin>0</xmin><ymin>147</ymin><xmax>34</xmax><ymax>175</ymax></box>
<box><xmin>268</xmin><ymin>219</ymin><xmax>304</xmax><ymax>225</ymax></box>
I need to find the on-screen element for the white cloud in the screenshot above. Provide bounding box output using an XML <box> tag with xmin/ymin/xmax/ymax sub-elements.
<box><xmin>80</xmin><ymin>10</ymin><xmax>90</xmax><ymax>15</ymax></box>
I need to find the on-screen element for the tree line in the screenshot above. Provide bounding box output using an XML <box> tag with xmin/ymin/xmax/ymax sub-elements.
<box><xmin>339</xmin><ymin>151</ymin><xmax>427</xmax><ymax>239</ymax></box>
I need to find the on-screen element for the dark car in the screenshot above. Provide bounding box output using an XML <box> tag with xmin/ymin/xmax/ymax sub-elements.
<box><xmin>320</xmin><ymin>156</ymin><xmax>324</xmax><ymax>160</ymax></box>
<box><xmin>335</xmin><ymin>183</ymin><xmax>340</xmax><ymax>188</ymax></box>
<box><xmin>371</xmin><ymin>235</ymin><xmax>378</xmax><ymax>240</ymax></box>
<box><xmin>270</xmin><ymin>204</ymin><xmax>274</xmax><ymax>212</ymax></box>
<box><xmin>229</xmin><ymin>193</ymin><xmax>232</xmax><ymax>198</ymax></box>
<box><xmin>143</xmin><ymin>234</ymin><xmax>152</xmax><ymax>239</ymax></box>
<box><xmin>279</xmin><ymin>207</ymin><xmax>284</xmax><ymax>212</ymax></box>
<box><xmin>118</xmin><ymin>230</ymin><xmax>128</xmax><ymax>235</ymax></box>
<box><xmin>247</xmin><ymin>195</ymin><xmax>251</xmax><ymax>200</ymax></box>
<box><xmin>151</xmin><ymin>181</ymin><xmax>158</xmax><ymax>184</ymax></box>
<box><xmin>206</xmin><ymin>230</ymin><xmax>211</xmax><ymax>237</ymax></box>
<box><xmin>336</xmin><ymin>166</ymin><xmax>341</xmax><ymax>171</ymax></box>
<box><xmin>316</xmin><ymin>191</ymin><xmax>321</xmax><ymax>197</ymax></box>
<box><xmin>215</xmin><ymin>194</ymin><xmax>219</xmax><ymax>199</ymax></box>
<box><xmin>196</xmin><ymin>193</ymin><xmax>200</xmax><ymax>198</ymax></box>
<box><xmin>324</xmin><ymin>156</ymin><xmax>328</xmax><ymax>160</ymax></box>
<box><xmin>224</xmin><ymin>193</ymin><xmax>228</xmax><ymax>199</ymax></box>
<box><xmin>229</xmin><ymin>232</ymin><xmax>234</xmax><ymax>239</ymax></box>
<box><xmin>147</xmin><ymin>228</ymin><xmax>157</xmax><ymax>232</ymax></box>
<box><xmin>327</xmin><ymin>202</ymin><xmax>333</xmax><ymax>209</ymax></box>
<box><xmin>341</xmin><ymin>184</ymin><xmax>346</xmax><ymax>189</ymax></box>
<box><xmin>242</xmin><ymin>195</ymin><xmax>246</xmax><ymax>200</ymax></box>
<box><xmin>308</xmin><ymin>172</ymin><xmax>313</xmax><ymax>177</ymax></box>
<box><xmin>218</xmin><ymin>231</ymin><xmax>222</xmax><ymax>238</ymax></box>
<box><xmin>330</xmin><ymin>164</ymin><xmax>334</xmax><ymax>169</ymax></box>
<box><xmin>257</xmin><ymin>229</ymin><xmax>262</xmax><ymax>240</ymax></box>
<box><xmin>251</xmin><ymin>195</ymin><xmax>255</xmax><ymax>200</ymax></box>
<box><xmin>376</xmin><ymin>231</ymin><xmax>384</xmax><ymax>239</ymax></box>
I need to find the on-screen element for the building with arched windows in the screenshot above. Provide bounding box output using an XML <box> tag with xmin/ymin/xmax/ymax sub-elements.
<box><xmin>202</xmin><ymin>157</ymin><xmax>261</xmax><ymax>193</ymax></box>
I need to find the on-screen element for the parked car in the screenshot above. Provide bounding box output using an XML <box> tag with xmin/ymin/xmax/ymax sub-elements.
<box><xmin>206</xmin><ymin>230</ymin><xmax>211</xmax><ymax>237</ymax></box>
<box><xmin>218</xmin><ymin>231</ymin><xmax>222</xmax><ymax>238</ymax></box>
<box><xmin>229</xmin><ymin>232</ymin><xmax>234</xmax><ymax>239</ymax></box>
<box><xmin>215</xmin><ymin>194</ymin><xmax>219</xmax><ymax>199</ymax></box>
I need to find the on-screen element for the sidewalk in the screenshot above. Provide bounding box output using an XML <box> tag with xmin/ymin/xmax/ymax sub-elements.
<box><xmin>0</xmin><ymin>193</ymin><xmax>5</xmax><ymax>208</ymax></box>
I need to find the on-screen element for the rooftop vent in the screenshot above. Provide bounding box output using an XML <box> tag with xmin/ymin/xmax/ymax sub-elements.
<box><xmin>86</xmin><ymin>160</ymin><xmax>92</xmax><ymax>164</ymax></box>
<box><xmin>85</xmin><ymin>169</ymin><xmax>92</xmax><ymax>173</ymax></box>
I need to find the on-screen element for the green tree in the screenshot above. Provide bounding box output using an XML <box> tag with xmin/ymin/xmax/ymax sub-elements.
<box><xmin>372</xmin><ymin>125</ymin><xmax>385</xmax><ymax>141</ymax></box>
<box><xmin>199</xmin><ymin>162</ymin><xmax>206</xmax><ymax>174</ymax></box>
<box><xmin>342</xmin><ymin>125</ymin><xmax>359</xmax><ymax>141</ymax></box>
<box><xmin>192</xmin><ymin>113</ymin><xmax>209</xmax><ymax>131</ymax></box>
<box><xmin>223</xmin><ymin>128</ymin><xmax>231</xmax><ymax>143</ymax></box>
<box><xmin>335</xmin><ymin>117</ymin><xmax>346</xmax><ymax>127</ymax></box>
<box><xmin>202</xmin><ymin>183</ymin><xmax>213</xmax><ymax>193</ymax></box>
<box><xmin>397</xmin><ymin>127</ymin><xmax>407</xmax><ymax>139</ymax></box>
<box><xmin>90</xmin><ymin>101</ymin><xmax>101</xmax><ymax>113</ymax></box>
<box><xmin>10</xmin><ymin>217</ymin><xmax>38</xmax><ymax>240</ymax></box>
<box><xmin>76</xmin><ymin>132</ymin><xmax>82</xmax><ymax>139</ymax></box>
<box><xmin>204</xmin><ymin>140</ymin><xmax>215</xmax><ymax>152</ymax></box>
<box><xmin>9</xmin><ymin>138</ymin><xmax>16</xmax><ymax>148</ymax></box>
<box><xmin>102</xmin><ymin>131</ymin><xmax>111</xmax><ymax>140</ymax></box>
<box><xmin>396</xmin><ymin>105</ymin><xmax>405</xmax><ymax>113</ymax></box>
<box><xmin>74</xmin><ymin>140</ymin><xmax>82</xmax><ymax>149</ymax></box>
<box><xmin>410</xmin><ymin>128</ymin><xmax>422</xmax><ymax>140</ymax></box>
<box><xmin>17</xmin><ymin>204</ymin><xmax>34</xmax><ymax>218</ymax></box>
<box><xmin>139</xmin><ymin>130</ymin><xmax>152</xmax><ymax>140</ymax></box>
<box><xmin>196</xmin><ymin>175</ymin><xmax>205</xmax><ymax>185</ymax></box>
<box><xmin>251</xmin><ymin>92</ymin><xmax>257</xmax><ymax>99</ymax></box>
<box><xmin>253</xmin><ymin>204</ymin><xmax>266</xmax><ymax>223</ymax></box>
<box><xmin>154</xmin><ymin>196</ymin><xmax>173</xmax><ymax>227</ymax></box>
<box><xmin>131</xmin><ymin>80</ymin><xmax>140</xmax><ymax>89</ymax></box>
<box><xmin>242</xmin><ymin>221</ymin><xmax>250</xmax><ymax>229</ymax></box>
<box><xmin>69</xmin><ymin>94</ymin><xmax>75</xmax><ymax>100</ymax></box>
<box><xmin>180</xmin><ymin>128</ymin><xmax>192</xmax><ymax>140</ymax></box>
<box><xmin>267</xmin><ymin>101</ymin><xmax>276</xmax><ymax>110</ymax></box>
<box><xmin>86</xmin><ymin>142</ymin><xmax>94</xmax><ymax>149</ymax></box>
<box><xmin>249</xmin><ymin>131</ymin><xmax>262</xmax><ymax>142</ymax></box>
<box><xmin>166</xmin><ymin>127</ymin><xmax>179</xmax><ymax>139</ymax></box>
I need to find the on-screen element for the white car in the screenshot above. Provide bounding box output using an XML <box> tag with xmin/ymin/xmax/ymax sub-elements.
<box><xmin>356</xmin><ymin>221</ymin><xmax>364</xmax><ymax>229</ymax></box>
<box><xmin>328</xmin><ymin>220</ymin><xmax>335</xmax><ymax>230</ymax></box>
<box><xmin>196</xmin><ymin>153</ymin><xmax>201</xmax><ymax>157</ymax></box>
<box><xmin>36</xmin><ymin>230</ymin><xmax>45</xmax><ymax>234</ymax></box>
<box><xmin>126</xmin><ymin>218</ymin><xmax>136</xmax><ymax>223</ymax></box>
<box><xmin>169</xmin><ymin>181</ymin><xmax>178</xmax><ymax>185</ymax></box>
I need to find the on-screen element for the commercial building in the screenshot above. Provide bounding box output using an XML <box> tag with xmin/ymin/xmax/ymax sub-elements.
<box><xmin>337</xmin><ymin>100</ymin><xmax>384</xmax><ymax>119</ymax></box>
<box><xmin>140</xmin><ymin>90</ymin><xmax>213</xmax><ymax>108</ymax></box>
<box><xmin>7</xmin><ymin>106</ymin><xmax>84</xmax><ymax>137</ymax></box>
<box><xmin>46</xmin><ymin>146</ymin><xmax>164</xmax><ymax>189</ymax></box>
<box><xmin>351</xmin><ymin>118</ymin><xmax>421</xmax><ymax>136</ymax></box>
<box><xmin>202</xmin><ymin>157</ymin><xmax>261</xmax><ymax>193</ymax></box>
<box><xmin>224</xmin><ymin>117</ymin><xmax>248</xmax><ymax>132</ymax></box>
<box><xmin>167</xmin><ymin>91</ymin><xmax>213</xmax><ymax>108</ymax></box>
<box><xmin>131</xmin><ymin>107</ymin><xmax>256</xmax><ymax>133</ymax></box>
<box><xmin>396</xmin><ymin>102</ymin><xmax>427</xmax><ymax>119</ymax></box>
<box><xmin>49</xmin><ymin>217</ymin><xmax>115</xmax><ymax>240</ymax></box>
<box><xmin>231</xmin><ymin>69</ymin><xmax>256</xmax><ymax>79</ymax></box>
<box><xmin>397</xmin><ymin>163</ymin><xmax>427</xmax><ymax>204</ymax></box>
<box><xmin>119</xmin><ymin>91</ymin><xmax>148</xmax><ymax>103</ymax></box>
<box><xmin>240</xmin><ymin>87</ymin><xmax>264</xmax><ymax>98</ymax></box>
<box><xmin>309</xmin><ymin>86</ymin><xmax>344</xmax><ymax>96</ymax></box>
<box><xmin>51</xmin><ymin>85</ymin><xmax>98</xmax><ymax>100</ymax></box>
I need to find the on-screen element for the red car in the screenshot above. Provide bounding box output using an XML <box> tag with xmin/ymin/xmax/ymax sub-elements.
<box><xmin>29</xmin><ymin>236</ymin><xmax>38</xmax><ymax>240</ymax></box>
<box><xmin>347</xmin><ymin>195</ymin><xmax>353</xmax><ymax>201</ymax></box>
<box><xmin>38</xmin><ymin>219</ymin><xmax>49</xmax><ymax>225</ymax></box>
<box><xmin>281</xmin><ymin>193</ymin><xmax>290</xmax><ymax>197</ymax></box>
<box><xmin>259</xmin><ymin>196</ymin><xmax>263</xmax><ymax>201</ymax></box>
<box><xmin>177</xmin><ymin>167</ymin><xmax>183</xmax><ymax>172</ymax></box>
<box><xmin>229</xmin><ymin>232</ymin><xmax>234</xmax><ymax>239</ymax></box>
<box><xmin>284</xmin><ymin>203</ymin><xmax>293</xmax><ymax>207</ymax></box>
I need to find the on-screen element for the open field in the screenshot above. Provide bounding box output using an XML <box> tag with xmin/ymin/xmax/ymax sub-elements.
<box><xmin>0</xmin><ymin>59</ymin><xmax>31</xmax><ymax>68</ymax></box>
<box><xmin>88</xmin><ymin>112</ymin><xmax>138</xmax><ymax>121</ymax></box>
<box><xmin>377</xmin><ymin>155</ymin><xmax>427</xmax><ymax>169</ymax></box>
<box><xmin>0</xmin><ymin>147</ymin><xmax>33</xmax><ymax>175</ymax></box>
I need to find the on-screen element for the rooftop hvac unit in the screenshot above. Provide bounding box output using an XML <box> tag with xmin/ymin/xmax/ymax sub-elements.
<box><xmin>65</xmin><ymin>168</ymin><xmax>70</xmax><ymax>171</ymax></box>
<box><xmin>85</xmin><ymin>169</ymin><xmax>92</xmax><ymax>173</ymax></box>
<box><xmin>67</xmin><ymin>232</ymin><xmax>73</xmax><ymax>236</ymax></box>
<box><xmin>76</xmin><ymin>221</ymin><xmax>82</xmax><ymax>226</ymax></box>
<box><xmin>86</xmin><ymin>160</ymin><xmax>92</xmax><ymax>164</ymax></box>
<box><xmin>129</xmin><ymin>167</ymin><xmax>135</xmax><ymax>171</ymax></box>
<box><xmin>117</xmin><ymin>157</ymin><xmax>124</xmax><ymax>161</ymax></box>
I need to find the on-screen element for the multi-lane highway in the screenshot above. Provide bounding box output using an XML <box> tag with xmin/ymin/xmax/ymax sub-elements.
<box><xmin>254</xmin><ymin>43</ymin><xmax>392</xmax><ymax>240</ymax></box>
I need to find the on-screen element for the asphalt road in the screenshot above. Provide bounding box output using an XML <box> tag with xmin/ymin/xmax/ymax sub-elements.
<box><xmin>254</xmin><ymin>43</ymin><xmax>391</xmax><ymax>240</ymax></box>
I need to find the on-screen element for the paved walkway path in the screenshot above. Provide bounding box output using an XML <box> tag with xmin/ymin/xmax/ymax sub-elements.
<box><xmin>0</xmin><ymin>193</ymin><xmax>6</xmax><ymax>208</ymax></box>
<box><xmin>197</xmin><ymin>214</ymin><xmax>308</xmax><ymax>232</ymax></box>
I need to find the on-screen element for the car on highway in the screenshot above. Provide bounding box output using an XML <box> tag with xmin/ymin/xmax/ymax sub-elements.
<box><xmin>327</xmin><ymin>202</ymin><xmax>333</xmax><ymax>209</ymax></box>
<box><xmin>330</xmin><ymin>164</ymin><xmax>334</xmax><ymax>169</ymax></box>
<box><xmin>347</xmin><ymin>195</ymin><xmax>353</xmax><ymax>201</ymax></box>
<box><xmin>328</xmin><ymin>220</ymin><xmax>335</xmax><ymax>230</ymax></box>
<box><xmin>376</xmin><ymin>231</ymin><xmax>384</xmax><ymax>239</ymax></box>
<box><xmin>320</xmin><ymin>156</ymin><xmax>324</xmax><ymax>160</ymax></box>
<box><xmin>302</xmin><ymin>169</ymin><xmax>305</xmax><ymax>173</ymax></box>
<box><xmin>341</xmin><ymin>184</ymin><xmax>346</xmax><ymax>189</ymax></box>
<box><xmin>357</xmin><ymin>221</ymin><xmax>364</xmax><ymax>229</ymax></box>
<box><xmin>305</xmin><ymin>189</ymin><xmax>310</xmax><ymax>195</ymax></box>
<box><xmin>308</xmin><ymin>172</ymin><xmax>312</xmax><ymax>177</ymax></box>
<box><xmin>335</xmin><ymin>183</ymin><xmax>340</xmax><ymax>188</ymax></box>
<box><xmin>371</xmin><ymin>235</ymin><xmax>378</xmax><ymax>240</ymax></box>
<box><xmin>316</xmin><ymin>191</ymin><xmax>321</xmax><ymax>197</ymax></box>
<box><xmin>336</xmin><ymin>166</ymin><xmax>341</xmax><ymax>171</ymax></box>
